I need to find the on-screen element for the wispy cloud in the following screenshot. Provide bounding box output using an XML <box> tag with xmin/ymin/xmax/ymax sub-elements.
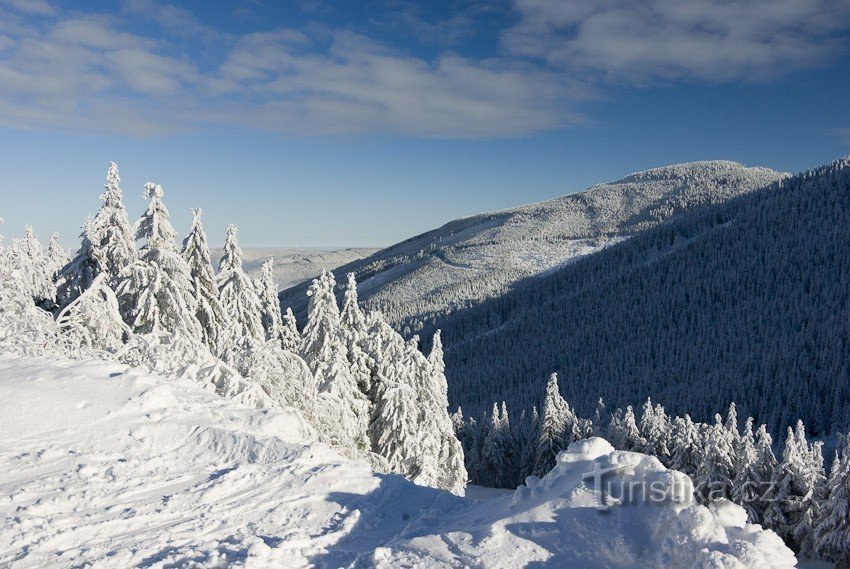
<box><xmin>0</xmin><ymin>0</ymin><xmax>848</xmax><ymax>138</ymax></box>
<box><xmin>505</xmin><ymin>0</ymin><xmax>850</xmax><ymax>83</ymax></box>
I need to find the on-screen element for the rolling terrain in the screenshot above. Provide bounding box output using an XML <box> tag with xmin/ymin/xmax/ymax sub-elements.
<box><xmin>280</xmin><ymin>161</ymin><xmax>784</xmax><ymax>333</ymax></box>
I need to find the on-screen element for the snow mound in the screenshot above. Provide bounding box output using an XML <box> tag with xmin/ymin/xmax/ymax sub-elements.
<box><xmin>0</xmin><ymin>356</ymin><xmax>795</xmax><ymax>568</ymax></box>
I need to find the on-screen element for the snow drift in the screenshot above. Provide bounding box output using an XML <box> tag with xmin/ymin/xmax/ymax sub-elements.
<box><xmin>0</xmin><ymin>355</ymin><xmax>795</xmax><ymax>568</ymax></box>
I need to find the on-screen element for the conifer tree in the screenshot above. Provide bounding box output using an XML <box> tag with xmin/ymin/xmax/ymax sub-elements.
<box><xmin>56</xmin><ymin>219</ymin><xmax>100</xmax><ymax>310</ymax></box>
<box><xmin>217</xmin><ymin>224</ymin><xmax>265</xmax><ymax>359</ymax></box>
<box><xmin>339</xmin><ymin>273</ymin><xmax>372</xmax><ymax>393</ymax></box>
<box><xmin>481</xmin><ymin>402</ymin><xmax>514</xmax><ymax>487</ymax></box>
<box><xmin>45</xmin><ymin>232</ymin><xmax>69</xmax><ymax>280</ymax></box>
<box><xmin>181</xmin><ymin>209</ymin><xmax>228</xmax><ymax>353</ymax></box>
<box><xmin>669</xmin><ymin>415</ymin><xmax>701</xmax><ymax>478</ymax></box>
<box><xmin>6</xmin><ymin>226</ymin><xmax>54</xmax><ymax>309</ymax></box>
<box><xmin>764</xmin><ymin>426</ymin><xmax>812</xmax><ymax>547</ymax></box>
<box><xmin>116</xmin><ymin>183</ymin><xmax>202</xmax><ymax>340</ymax></box>
<box><xmin>813</xmin><ymin>435</ymin><xmax>850</xmax><ymax>563</ymax></box>
<box><xmin>280</xmin><ymin>307</ymin><xmax>300</xmax><ymax>352</ymax></box>
<box><xmin>731</xmin><ymin>418</ymin><xmax>771</xmax><ymax>523</ymax></box>
<box><xmin>532</xmin><ymin>373</ymin><xmax>570</xmax><ymax>477</ymax></box>
<box><xmin>256</xmin><ymin>259</ymin><xmax>285</xmax><ymax>343</ymax></box>
<box><xmin>695</xmin><ymin>414</ymin><xmax>736</xmax><ymax>502</ymax></box>
<box><xmin>56</xmin><ymin>273</ymin><xmax>131</xmax><ymax>356</ymax></box>
<box><xmin>90</xmin><ymin>162</ymin><xmax>136</xmax><ymax>282</ymax></box>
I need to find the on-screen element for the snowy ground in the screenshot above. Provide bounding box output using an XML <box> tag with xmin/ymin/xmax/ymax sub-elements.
<box><xmin>0</xmin><ymin>355</ymin><xmax>797</xmax><ymax>568</ymax></box>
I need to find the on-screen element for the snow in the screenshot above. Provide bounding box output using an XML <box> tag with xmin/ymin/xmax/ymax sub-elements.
<box><xmin>0</xmin><ymin>355</ymin><xmax>796</xmax><ymax>568</ymax></box>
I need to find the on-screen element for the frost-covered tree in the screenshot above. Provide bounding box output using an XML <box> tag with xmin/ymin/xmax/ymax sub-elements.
<box><xmin>242</xmin><ymin>339</ymin><xmax>317</xmax><ymax>415</ymax></box>
<box><xmin>45</xmin><ymin>232</ymin><xmax>69</xmax><ymax>280</ymax></box>
<box><xmin>339</xmin><ymin>273</ymin><xmax>372</xmax><ymax>393</ymax></box>
<box><xmin>695</xmin><ymin>414</ymin><xmax>736</xmax><ymax>503</ymax></box>
<box><xmin>0</xmin><ymin>221</ymin><xmax>60</xmax><ymax>356</ymax></box>
<box><xmin>56</xmin><ymin>219</ymin><xmax>100</xmax><ymax>310</ymax></box>
<box><xmin>368</xmin><ymin>320</ymin><xmax>421</xmax><ymax>476</ymax></box>
<box><xmin>731</xmin><ymin>418</ymin><xmax>776</xmax><ymax>524</ymax></box>
<box><xmin>255</xmin><ymin>259</ymin><xmax>285</xmax><ymax>343</ymax></box>
<box><xmin>181</xmin><ymin>208</ymin><xmax>228</xmax><ymax>353</ymax></box>
<box><xmin>281</xmin><ymin>307</ymin><xmax>300</xmax><ymax>352</ymax></box>
<box><xmin>5</xmin><ymin>226</ymin><xmax>54</xmax><ymax>309</ymax></box>
<box><xmin>669</xmin><ymin>415</ymin><xmax>701</xmax><ymax>478</ymax></box>
<box><xmin>763</xmin><ymin>425</ymin><xmax>818</xmax><ymax>549</ymax></box>
<box><xmin>532</xmin><ymin>373</ymin><xmax>570</xmax><ymax>477</ymax></box>
<box><xmin>481</xmin><ymin>402</ymin><xmax>515</xmax><ymax>487</ymax></box>
<box><xmin>640</xmin><ymin>398</ymin><xmax>670</xmax><ymax>460</ymax></box>
<box><xmin>56</xmin><ymin>273</ymin><xmax>131</xmax><ymax>356</ymax></box>
<box><xmin>115</xmin><ymin>183</ymin><xmax>202</xmax><ymax>340</ymax></box>
<box><xmin>300</xmin><ymin>270</ymin><xmax>342</xmax><ymax>372</ymax></box>
<box><xmin>423</xmin><ymin>330</ymin><xmax>467</xmax><ymax>494</ymax></box>
<box><xmin>217</xmin><ymin>224</ymin><xmax>265</xmax><ymax>360</ymax></box>
<box><xmin>813</xmin><ymin>435</ymin><xmax>850</xmax><ymax>564</ymax></box>
<box><xmin>90</xmin><ymin>162</ymin><xmax>136</xmax><ymax>282</ymax></box>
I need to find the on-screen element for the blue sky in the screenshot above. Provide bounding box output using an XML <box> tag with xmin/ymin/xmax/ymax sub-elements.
<box><xmin>1</xmin><ymin>0</ymin><xmax>849</xmax><ymax>248</ymax></box>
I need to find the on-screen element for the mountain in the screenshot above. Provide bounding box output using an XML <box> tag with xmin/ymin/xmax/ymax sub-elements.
<box><xmin>435</xmin><ymin>157</ymin><xmax>850</xmax><ymax>437</ymax></box>
<box><xmin>280</xmin><ymin>161</ymin><xmax>784</xmax><ymax>331</ymax></box>
<box><xmin>0</xmin><ymin>355</ymin><xmax>794</xmax><ymax>568</ymax></box>
<box><xmin>211</xmin><ymin>247</ymin><xmax>379</xmax><ymax>290</ymax></box>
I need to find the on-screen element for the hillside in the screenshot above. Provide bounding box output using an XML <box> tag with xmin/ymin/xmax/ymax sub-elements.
<box><xmin>0</xmin><ymin>356</ymin><xmax>794</xmax><ymax>568</ymax></box>
<box><xmin>280</xmin><ymin>161</ymin><xmax>784</xmax><ymax>329</ymax></box>
<box><xmin>435</xmin><ymin>157</ymin><xmax>850</xmax><ymax>436</ymax></box>
<box><xmin>211</xmin><ymin>247</ymin><xmax>379</xmax><ymax>290</ymax></box>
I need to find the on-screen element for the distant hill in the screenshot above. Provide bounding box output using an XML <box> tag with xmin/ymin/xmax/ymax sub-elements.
<box><xmin>280</xmin><ymin>161</ymin><xmax>784</xmax><ymax>331</ymax></box>
<box><xmin>212</xmin><ymin>247</ymin><xmax>379</xmax><ymax>290</ymax></box>
<box><xmin>435</xmin><ymin>157</ymin><xmax>850</xmax><ymax>437</ymax></box>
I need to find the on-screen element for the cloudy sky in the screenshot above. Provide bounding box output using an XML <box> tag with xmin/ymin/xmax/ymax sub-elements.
<box><xmin>1</xmin><ymin>0</ymin><xmax>850</xmax><ymax>247</ymax></box>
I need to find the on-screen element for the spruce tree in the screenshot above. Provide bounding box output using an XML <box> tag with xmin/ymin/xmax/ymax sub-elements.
<box><xmin>56</xmin><ymin>218</ymin><xmax>100</xmax><ymax>310</ymax></box>
<box><xmin>181</xmin><ymin>208</ymin><xmax>228</xmax><ymax>353</ymax></box>
<box><xmin>813</xmin><ymin>435</ymin><xmax>850</xmax><ymax>564</ymax></box>
<box><xmin>45</xmin><ymin>232</ymin><xmax>69</xmax><ymax>280</ymax></box>
<box><xmin>256</xmin><ymin>259</ymin><xmax>285</xmax><ymax>343</ymax></box>
<box><xmin>532</xmin><ymin>373</ymin><xmax>570</xmax><ymax>477</ymax></box>
<box><xmin>281</xmin><ymin>307</ymin><xmax>300</xmax><ymax>352</ymax></box>
<box><xmin>116</xmin><ymin>183</ymin><xmax>202</xmax><ymax>340</ymax></box>
<box><xmin>90</xmin><ymin>162</ymin><xmax>136</xmax><ymax>282</ymax></box>
<box><xmin>217</xmin><ymin>224</ymin><xmax>265</xmax><ymax>359</ymax></box>
<box><xmin>695</xmin><ymin>414</ymin><xmax>736</xmax><ymax>503</ymax></box>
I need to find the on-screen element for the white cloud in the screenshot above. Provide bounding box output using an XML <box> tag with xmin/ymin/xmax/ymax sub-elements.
<box><xmin>0</xmin><ymin>0</ymin><xmax>848</xmax><ymax>138</ymax></box>
<box><xmin>505</xmin><ymin>0</ymin><xmax>850</xmax><ymax>82</ymax></box>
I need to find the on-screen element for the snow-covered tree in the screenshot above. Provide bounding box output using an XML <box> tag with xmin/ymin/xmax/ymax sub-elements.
<box><xmin>45</xmin><ymin>232</ymin><xmax>69</xmax><ymax>280</ymax></box>
<box><xmin>241</xmin><ymin>339</ymin><xmax>317</xmax><ymax>415</ymax></box>
<box><xmin>5</xmin><ymin>226</ymin><xmax>54</xmax><ymax>309</ymax></box>
<box><xmin>669</xmin><ymin>415</ymin><xmax>701</xmax><ymax>478</ymax></box>
<box><xmin>281</xmin><ymin>307</ymin><xmax>300</xmax><ymax>352</ymax></box>
<box><xmin>300</xmin><ymin>270</ymin><xmax>341</xmax><ymax>372</ymax></box>
<box><xmin>731</xmin><ymin>418</ymin><xmax>776</xmax><ymax>524</ymax></box>
<box><xmin>56</xmin><ymin>219</ymin><xmax>100</xmax><ymax>310</ymax></box>
<box><xmin>255</xmin><ymin>259</ymin><xmax>285</xmax><ymax>343</ymax></box>
<box><xmin>217</xmin><ymin>224</ymin><xmax>264</xmax><ymax>361</ymax></box>
<box><xmin>89</xmin><ymin>162</ymin><xmax>136</xmax><ymax>282</ymax></box>
<box><xmin>532</xmin><ymin>373</ymin><xmax>570</xmax><ymax>477</ymax></box>
<box><xmin>181</xmin><ymin>208</ymin><xmax>228</xmax><ymax>353</ymax></box>
<box><xmin>695</xmin><ymin>414</ymin><xmax>736</xmax><ymax>503</ymax></box>
<box><xmin>368</xmin><ymin>321</ymin><xmax>421</xmax><ymax>476</ymax></box>
<box><xmin>763</xmin><ymin>424</ymin><xmax>818</xmax><ymax>549</ymax></box>
<box><xmin>813</xmin><ymin>435</ymin><xmax>850</xmax><ymax>563</ymax></box>
<box><xmin>115</xmin><ymin>183</ymin><xmax>202</xmax><ymax>340</ymax></box>
<box><xmin>640</xmin><ymin>398</ymin><xmax>670</xmax><ymax>460</ymax></box>
<box><xmin>481</xmin><ymin>402</ymin><xmax>514</xmax><ymax>487</ymax></box>
<box><xmin>56</xmin><ymin>273</ymin><xmax>131</xmax><ymax>356</ymax></box>
<box><xmin>422</xmin><ymin>330</ymin><xmax>467</xmax><ymax>494</ymax></box>
<box><xmin>339</xmin><ymin>273</ymin><xmax>372</xmax><ymax>393</ymax></box>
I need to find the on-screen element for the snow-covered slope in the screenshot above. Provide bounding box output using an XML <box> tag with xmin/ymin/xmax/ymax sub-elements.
<box><xmin>212</xmin><ymin>247</ymin><xmax>379</xmax><ymax>290</ymax></box>
<box><xmin>0</xmin><ymin>356</ymin><xmax>794</xmax><ymax>568</ymax></box>
<box><xmin>280</xmin><ymin>161</ymin><xmax>784</xmax><ymax>329</ymax></box>
<box><xmin>437</xmin><ymin>157</ymin><xmax>850</xmax><ymax>436</ymax></box>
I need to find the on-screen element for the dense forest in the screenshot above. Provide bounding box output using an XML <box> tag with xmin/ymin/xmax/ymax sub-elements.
<box><xmin>431</xmin><ymin>158</ymin><xmax>850</xmax><ymax>438</ymax></box>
